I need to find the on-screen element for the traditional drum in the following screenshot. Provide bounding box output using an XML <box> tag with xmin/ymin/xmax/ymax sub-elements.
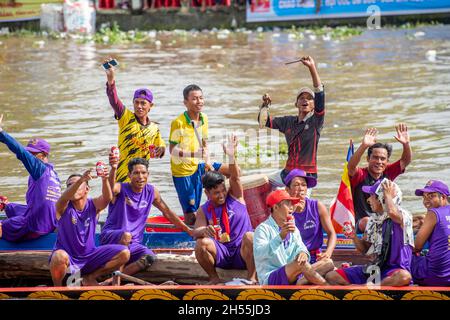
<box><xmin>241</xmin><ymin>174</ymin><xmax>274</xmax><ymax>229</ymax></box>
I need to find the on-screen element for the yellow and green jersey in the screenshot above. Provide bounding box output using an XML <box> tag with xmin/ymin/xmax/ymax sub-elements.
<box><xmin>169</xmin><ymin>111</ymin><xmax>208</xmax><ymax>177</ymax></box>
<box><xmin>117</xmin><ymin>108</ymin><xmax>165</xmax><ymax>182</ymax></box>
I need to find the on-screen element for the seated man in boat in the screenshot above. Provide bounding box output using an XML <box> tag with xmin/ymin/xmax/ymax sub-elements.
<box><xmin>326</xmin><ymin>179</ymin><xmax>414</xmax><ymax>286</ymax></box>
<box><xmin>411</xmin><ymin>180</ymin><xmax>450</xmax><ymax>286</ymax></box>
<box><xmin>253</xmin><ymin>189</ymin><xmax>331</xmax><ymax>285</ymax></box>
<box><xmin>169</xmin><ymin>84</ymin><xmax>230</xmax><ymax>225</ymax></box>
<box><xmin>103</xmin><ymin>58</ymin><xmax>166</xmax><ymax>183</ymax></box>
<box><xmin>283</xmin><ymin>169</ymin><xmax>337</xmax><ymax>282</ymax></box>
<box><xmin>49</xmin><ymin>168</ymin><xmax>130</xmax><ymax>286</ymax></box>
<box><xmin>192</xmin><ymin>135</ymin><xmax>255</xmax><ymax>284</ymax></box>
<box><xmin>412</xmin><ymin>213</ymin><xmax>425</xmax><ymax>235</ymax></box>
<box><xmin>348</xmin><ymin>125</ymin><xmax>412</xmax><ymax>233</ymax></box>
<box><xmin>0</xmin><ymin>114</ymin><xmax>61</xmax><ymax>242</ymax></box>
<box><xmin>100</xmin><ymin>155</ymin><xmax>193</xmax><ymax>276</ymax></box>
<box><xmin>258</xmin><ymin>55</ymin><xmax>324</xmax><ymax>189</ymax></box>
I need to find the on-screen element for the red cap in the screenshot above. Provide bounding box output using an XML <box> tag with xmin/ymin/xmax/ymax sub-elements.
<box><xmin>266</xmin><ymin>189</ymin><xmax>300</xmax><ymax>208</ymax></box>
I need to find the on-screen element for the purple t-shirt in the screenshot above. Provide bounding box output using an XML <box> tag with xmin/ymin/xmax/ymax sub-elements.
<box><xmin>425</xmin><ymin>206</ymin><xmax>450</xmax><ymax>279</ymax></box>
<box><xmin>102</xmin><ymin>183</ymin><xmax>155</xmax><ymax>244</ymax></box>
<box><xmin>26</xmin><ymin>163</ymin><xmax>61</xmax><ymax>234</ymax></box>
<box><xmin>293</xmin><ymin>198</ymin><xmax>323</xmax><ymax>252</ymax></box>
<box><xmin>383</xmin><ymin>218</ymin><xmax>412</xmax><ymax>272</ymax></box>
<box><xmin>201</xmin><ymin>194</ymin><xmax>253</xmax><ymax>249</ymax></box>
<box><xmin>54</xmin><ymin>198</ymin><xmax>97</xmax><ymax>260</ymax></box>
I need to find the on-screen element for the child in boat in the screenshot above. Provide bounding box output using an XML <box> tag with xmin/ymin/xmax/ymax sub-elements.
<box><xmin>103</xmin><ymin>58</ymin><xmax>166</xmax><ymax>183</ymax></box>
<box><xmin>283</xmin><ymin>169</ymin><xmax>337</xmax><ymax>283</ymax></box>
<box><xmin>0</xmin><ymin>114</ymin><xmax>61</xmax><ymax>242</ymax></box>
<box><xmin>169</xmin><ymin>84</ymin><xmax>230</xmax><ymax>225</ymax></box>
<box><xmin>49</xmin><ymin>168</ymin><xmax>129</xmax><ymax>286</ymax></box>
<box><xmin>192</xmin><ymin>135</ymin><xmax>256</xmax><ymax>285</ymax></box>
<box><xmin>253</xmin><ymin>189</ymin><xmax>331</xmax><ymax>285</ymax></box>
<box><xmin>100</xmin><ymin>155</ymin><xmax>192</xmax><ymax>277</ymax></box>
<box><xmin>325</xmin><ymin>179</ymin><xmax>414</xmax><ymax>286</ymax></box>
<box><xmin>258</xmin><ymin>55</ymin><xmax>324</xmax><ymax>189</ymax></box>
<box><xmin>411</xmin><ymin>180</ymin><xmax>450</xmax><ymax>286</ymax></box>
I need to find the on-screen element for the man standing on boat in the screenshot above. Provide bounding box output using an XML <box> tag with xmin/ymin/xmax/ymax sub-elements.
<box><xmin>348</xmin><ymin>125</ymin><xmax>412</xmax><ymax>233</ymax></box>
<box><xmin>0</xmin><ymin>114</ymin><xmax>61</xmax><ymax>242</ymax></box>
<box><xmin>283</xmin><ymin>169</ymin><xmax>337</xmax><ymax>280</ymax></box>
<box><xmin>49</xmin><ymin>168</ymin><xmax>130</xmax><ymax>286</ymax></box>
<box><xmin>169</xmin><ymin>84</ymin><xmax>230</xmax><ymax>226</ymax></box>
<box><xmin>325</xmin><ymin>179</ymin><xmax>414</xmax><ymax>287</ymax></box>
<box><xmin>103</xmin><ymin>58</ymin><xmax>166</xmax><ymax>183</ymax></box>
<box><xmin>411</xmin><ymin>180</ymin><xmax>450</xmax><ymax>286</ymax></box>
<box><xmin>100</xmin><ymin>155</ymin><xmax>192</xmax><ymax>276</ymax></box>
<box><xmin>258</xmin><ymin>55</ymin><xmax>324</xmax><ymax>187</ymax></box>
<box><xmin>192</xmin><ymin>135</ymin><xmax>256</xmax><ymax>285</ymax></box>
<box><xmin>253</xmin><ymin>189</ymin><xmax>331</xmax><ymax>285</ymax></box>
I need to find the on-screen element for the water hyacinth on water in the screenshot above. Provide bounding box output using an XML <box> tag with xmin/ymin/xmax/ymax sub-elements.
<box><xmin>90</xmin><ymin>22</ymin><xmax>150</xmax><ymax>44</ymax></box>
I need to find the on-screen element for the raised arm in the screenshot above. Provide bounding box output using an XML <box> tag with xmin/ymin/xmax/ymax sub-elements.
<box><xmin>152</xmin><ymin>187</ymin><xmax>193</xmax><ymax>236</ymax></box>
<box><xmin>108</xmin><ymin>151</ymin><xmax>122</xmax><ymax>202</ymax></box>
<box><xmin>393</xmin><ymin>123</ymin><xmax>412</xmax><ymax>171</ymax></box>
<box><xmin>0</xmin><ymin>114</ymin><xmax>46</xmax><ymax>181</ymax></box>
<box><xmin>348</xmin><ymin>128</ymin><xmax>378</xmax><ymax>177</ymax></box>
<box><xmin>300</xmin><ymin>56</ymin><xmax>321</xmax><ymax>89</ymax></box>
<box><xmin>317</xmin><ymin>201</ymin><xmax>337</xmax><ymax>260</ymax></box>
<box><xmin>104</xmin><ymin>58</ymin><xmax>125</xmax><ymax>119</ymax></box>
<box><xmin>381</xmin><ymin>180</ymin><xmax>403</xmax><ymax>225</ymax></box>
<box><xmin>223</xmin><ymin>135</ymin><xmax>244</xmax><ymax>202</ymax></box>
<box><xmin>55</xmin><ymin>169</ymin><xmax>92</xmax><ymax>220</ymax></box>
<box><xmin>92</xmin><ymin>166</ymin><xmax>113</xmax><ymax>214</ymax></box>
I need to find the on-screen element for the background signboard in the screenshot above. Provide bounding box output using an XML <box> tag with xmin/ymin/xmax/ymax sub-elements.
<box><xmin>247</xmin><ymin>0</ymin><xmax>450</xmax><ymax>23</ymax></box>
<box><xmin>1</xmin><ymin>0</ymin><xmax>63</xmax><ymax>22</ymax></box>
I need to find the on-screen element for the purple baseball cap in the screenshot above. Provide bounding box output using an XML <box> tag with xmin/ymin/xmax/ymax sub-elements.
<box><xmin>362</xmin><ymin>179</ymin><xmax>383</xmax><ymax>196</ymax></box>
<box><xmin>25</xmin><ymin>138</ymin><xmax>50</xmax><ymax>155</ymax></box>
<box><xmin>133</xmin><ymin>88</ymin><xmax>153</xmax><ymax>104</ymax></box>
<box><xmin>283</xmin><ymin>169</ymin><xmax>317</xmax><ymax>188</ymax></box>
<box><xmin>415</xmin><ymin>180</ymin><xmax>450</xmax><ymax>196</ymax></box>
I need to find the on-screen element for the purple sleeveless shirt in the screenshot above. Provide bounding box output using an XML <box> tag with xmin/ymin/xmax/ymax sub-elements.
<box><xmin>54</xmin><ymin>198</ymin><xmax>97</xmax><ymax>259</ymax></box>
<box><xmin>293</xmin><ymin>198</ymin><xmax>323</xmax><ymax>252</ymax></box>
<box><xmin>201</xmin><ymin>194</ymin><xmax>253</xmax><ymax>249</ymax></box>
<box><xmin>425</xmin><ymin>206</ymin><xmax>450</xmax><ymax>279</ymax></box>
<box><xmin>26</xmin><ymin>163</ymin><xmax>61</xmax><ymax>234</ymax></box>
<box><xmin>102</xmin><ymin>183</ymin><xmax>155</xmax><ymax>244</ymax></box>
<box><xmin>383</xmin><ymin>218</ymin><xmax>412</xmax><ymax>272</ymax></box>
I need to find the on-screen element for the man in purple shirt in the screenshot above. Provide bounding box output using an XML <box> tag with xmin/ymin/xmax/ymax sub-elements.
<box><xmin>283</xmin><ymin>169</ymin><xmax>337</xmax><ymax>283</ymax></box>
<box><xmin>0</xmin><ymin>114</ymin><xmax>61</xmax><ymax>242</ymax></box>
<box><xmin>192</xmin><ymin>135</ymin><xmax>256</xmax><ymax>284</ymax></box>
<box><xmin>325</xmin><ymin>179</ymin><xmax>413</xmax><ymax>286</ymax></box>
<box><xmin>50</xmin><ymin>168</ymin><xmax>130</xmax><ymax>286</ymax></box>
<box><xmin>412</xmin><ymin>180</ymin><xmax>450</xmax><ymax>286</ymax></box>
<box><xmin>101</xmin><ymin>154</ymin><xmax>192</xmax><ymax>277</ymax></box>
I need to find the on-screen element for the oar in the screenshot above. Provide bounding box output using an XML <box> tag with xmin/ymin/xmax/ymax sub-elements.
<box><xmin>112</xmin><ymin>271</ymin><xmax>153</xmax><ymax>285</ymax></box>
<box><xmin>98</xmin><ymin>220</ymin><xmax>188</xmax><ymax>230</ymax></box>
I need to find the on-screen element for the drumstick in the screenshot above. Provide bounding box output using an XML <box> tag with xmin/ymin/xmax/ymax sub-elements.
<box><xmin>285</xmin><ymin>58</ymin><xmax>303</xmax><ymax>65</ymax></box>
<box><xmin>191</xmin><ymin>120</ymin><xmax>214</xmax><ymax>171</ymax></box>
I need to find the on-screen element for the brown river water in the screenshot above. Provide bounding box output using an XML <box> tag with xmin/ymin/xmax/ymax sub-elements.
<box><xmin>1</xmin><ymin>24</ymin><xmax>450</xmax><ymax>217</ymax></box>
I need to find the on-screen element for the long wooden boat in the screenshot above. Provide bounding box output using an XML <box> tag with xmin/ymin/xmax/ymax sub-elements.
<box><xmin>1</xmin><ymin>230</ymin><xmax>449</xmax><ymax>300</ymax></box>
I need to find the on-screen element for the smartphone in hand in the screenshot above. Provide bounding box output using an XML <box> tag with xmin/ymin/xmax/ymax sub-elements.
<box><xmin>102</xmin><ymin>59</ymin><xmax>119</xmax><ymax>70</ymax></box>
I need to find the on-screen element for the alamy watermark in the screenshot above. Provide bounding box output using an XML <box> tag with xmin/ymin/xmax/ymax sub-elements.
<box><xmin>367</xmin><ymin>5</ymin><xmax>382</xmax><ymax>30</ymax></box>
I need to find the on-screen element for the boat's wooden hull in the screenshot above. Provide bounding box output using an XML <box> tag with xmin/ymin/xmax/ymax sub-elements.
<box><xmin>0</xmin><ymin>284</ymin><xmax>448</xmax><ymax>301</ymax></box>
